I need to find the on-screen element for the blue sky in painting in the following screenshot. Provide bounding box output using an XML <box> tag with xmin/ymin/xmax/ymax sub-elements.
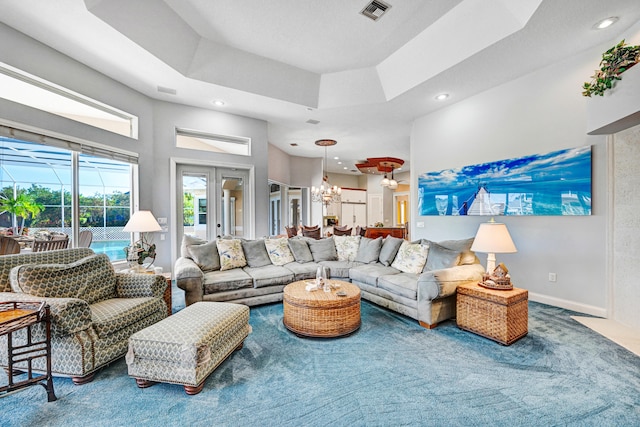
<box><xmin>417</xmin><ymin>146</ymin><xmax>592</xmax><ymax>216</ymax></box>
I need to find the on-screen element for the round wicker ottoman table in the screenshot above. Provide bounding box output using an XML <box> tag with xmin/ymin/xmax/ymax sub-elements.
<box><xmin>283</xmin><ymin>280</ymin><xmax>361</xmax><ymax>338</ymax></box>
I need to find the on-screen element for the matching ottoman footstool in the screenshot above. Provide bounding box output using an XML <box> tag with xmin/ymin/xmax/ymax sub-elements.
<box><xmin>126</xmin><ymin>301</ymin><xmax>251</xmax><ymax>395</ymax></box>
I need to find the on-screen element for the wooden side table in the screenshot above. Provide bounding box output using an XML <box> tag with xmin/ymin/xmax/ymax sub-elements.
<box><xmin>0</xmin><ymin>301</ymin><xmax>56</xmax><ymax>402</ymax></box>
<box><xmin>456</xmin><ymin>283</ymin><xmax>528</xmax><ymax>345</ymax></box>
<box><xmin>161</xmin><ymin>272</ymin><xmax>172</xmax><ymax>316</ymax></box>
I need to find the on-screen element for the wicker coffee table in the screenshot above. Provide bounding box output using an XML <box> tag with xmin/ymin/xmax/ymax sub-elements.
<box><xmin>283</xmin><ymin>280</ymin><xmax>360</xmax><ymax>338</ymax></box>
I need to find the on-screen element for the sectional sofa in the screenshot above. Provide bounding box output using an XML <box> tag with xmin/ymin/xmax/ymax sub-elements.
<box><xmin>175</xmin><ymin>235</ymin><xmax>485</xmax><ymax>328</ymax></box>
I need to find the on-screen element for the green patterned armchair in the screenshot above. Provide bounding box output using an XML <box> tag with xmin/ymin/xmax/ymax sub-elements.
<box><xmin>0</xmin><ymin>248</ymin><xmax>167</xmax><ymax>384</ymax></box>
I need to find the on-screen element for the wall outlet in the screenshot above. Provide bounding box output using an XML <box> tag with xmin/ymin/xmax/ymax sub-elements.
<box><xmin>416</xmin><ymin>221</ymin><xmax>425</xmax><ymax>228</ymax></box>
<box><xmin>548</xmin><ymin>272</ymin><xmax>557</xmax><ymax>282</ymax></box>
<box><xmin>160</xmin><ymin>234</ymin><xmax>165</xmax><ymax>241</ymax></box>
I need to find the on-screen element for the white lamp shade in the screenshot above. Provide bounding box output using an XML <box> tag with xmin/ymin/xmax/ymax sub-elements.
<box><xmin>123</xmin><ymin>210</ymin><xmax>162</xmax><ymax>233</ymax></box>
<box><xmin>380</xmin><ymin>176</ymin><xmax>390</xmax><ymax>187</ymax></box>
<box><xmin>388</xmin><ymin>179</ymin><xmax>398</xmax><ymax>190</ymax></box>
<box><xmin>470</xmin><ymin>221</ymin><xmax>517</xmax><ymax>254</ymax></box>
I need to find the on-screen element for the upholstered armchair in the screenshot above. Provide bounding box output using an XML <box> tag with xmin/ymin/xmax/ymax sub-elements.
<box><xmin>0</xmin><ymin>249</ymin><xmax>167</xmax><ymax>384</ymax></box>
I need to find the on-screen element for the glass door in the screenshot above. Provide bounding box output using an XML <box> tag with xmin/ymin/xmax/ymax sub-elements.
<box><xmin>177</xmin><ymin>165</ymin><xmax>212</xmax><ymax>247</ymax></box>
<box><xmin>216</xmin><ymin>168</ymin><xmax>250</xmax><ymax>238</ymax></box>
<box><xmin>177</xmin><ymin>165</ymin><xmax>251</xmax><ymax>245</ymax></box>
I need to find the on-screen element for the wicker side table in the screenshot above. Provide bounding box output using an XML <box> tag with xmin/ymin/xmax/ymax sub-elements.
<box><xmin>283</xmin><ymin>280</ymin><xmax>361</xmax><ymax>338</ymax></box>
<box><xmin>456</xmin><ymin>283</ymin><xmax>528</xmax><ymax>345</ymax></box>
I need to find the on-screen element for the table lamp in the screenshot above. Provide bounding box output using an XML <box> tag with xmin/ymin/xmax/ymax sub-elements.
<box><xmin>470</xmin><ymin>218</ymin><xmax>517</xmax><ymax>274</ymax></box>
<box><xmin>123</xmin><ymin>210</ymin><xmax>162</xmax><ymax>271</ymax></box>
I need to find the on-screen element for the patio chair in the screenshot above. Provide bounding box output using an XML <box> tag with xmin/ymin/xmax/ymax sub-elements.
<box><xmin>32</xmin><ymin>236</ymin><xmax>70</xmax><ymax>252</ymax></box>
<box><xmin>0</xmin><ymin>236</ymin><xmax>21</xmax><ymax>255</ymax></box>
<box><xmin>77</xmin><ymin>230</ymin><xmax>93</xmax><ymax>248</ymax></box>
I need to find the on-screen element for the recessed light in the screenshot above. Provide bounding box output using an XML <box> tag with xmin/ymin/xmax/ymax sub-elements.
<box><xmin>594</xmin><ymin>17</ymin><xmax>618</xmax><ymax>29</ymax></box>
<box><xmin>212</xmin><ymin>99</ymin><xmax>226</xmax><ymax>106</ymax></box>
<box><xmin>334</xmin><ymin>156</ymin><xmax>339</xmax><ymax>160</ymax></box>
<box><xmin>435</xmin><ymin>93</ymin><xmax>449</xmax><ymax>101</ymax></box>
<box><xmin>343</xmin><ymin>166</ymin><xmax>348</xmax><ymax>170</ymax></box>
<box><xmin>337</xmin><ymin>161</ymin><xmax>342</xmax><ymax>165</ymax></box>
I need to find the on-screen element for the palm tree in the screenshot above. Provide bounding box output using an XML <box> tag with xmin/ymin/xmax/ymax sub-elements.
<box><xmin>0</xmin><ymin>192</ymin><xmax>43</xmax><ymax>235</ymax></box>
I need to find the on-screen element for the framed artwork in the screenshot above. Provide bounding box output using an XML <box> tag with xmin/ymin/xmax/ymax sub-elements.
<box><xmin>417</xmin><ymin>146</ymin><xmax>592</xmax><ymax>216</ymax></box>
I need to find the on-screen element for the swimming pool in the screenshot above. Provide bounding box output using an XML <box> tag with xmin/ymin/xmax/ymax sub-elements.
<box><xmin>91</xmin><ymin>240</ymin><xmax>129</xmax><ymax>262</ymax></box>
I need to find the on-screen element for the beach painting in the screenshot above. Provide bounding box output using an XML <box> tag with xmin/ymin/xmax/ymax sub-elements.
<box><xmin>417</xmin><ymin>146</ymin><xmax>592</xmax><ymax>216</ymax></box>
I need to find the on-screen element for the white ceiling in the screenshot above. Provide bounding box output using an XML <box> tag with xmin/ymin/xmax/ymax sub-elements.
<box><xmin>1</xmin><ymin>0</ymin><xmax>640</xmax><ymax>174</ymax></box>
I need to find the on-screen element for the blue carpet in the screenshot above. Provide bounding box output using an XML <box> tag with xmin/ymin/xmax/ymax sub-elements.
<box><xmin>1</xmin><ymin>300</ymin><xmax>639</xmax><ymax>427</ymax></box>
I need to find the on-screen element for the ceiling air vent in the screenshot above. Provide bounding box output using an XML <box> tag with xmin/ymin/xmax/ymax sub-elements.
<box><xmin>157</xmin><ymin>86</ymin><xmax>176</xmax><ymax>95</ymax></box>
<box><xmin>360</xmin><ymin>0</ymin><xmax>391</xmax><ymax>21</ymax></box>
<box><xmin>306</xmin><ymin>119</ymin><xmax>320</xmax><ymax>125</ymax></box>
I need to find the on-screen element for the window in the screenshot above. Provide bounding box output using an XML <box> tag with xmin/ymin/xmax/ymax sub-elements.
<box><xmin>0</xmin><ymin>134</ymin><xmax>135</xmax><ymax>261</ymax></box>
<box><xmin>176</xmin><ymin>128</ymin><xmax>251</xmax><ymax>156</ymax></box>
<box><xmin>0</xmin><ymin>63</ymin><xmax>138</xmax><ymax>139</ymax></box>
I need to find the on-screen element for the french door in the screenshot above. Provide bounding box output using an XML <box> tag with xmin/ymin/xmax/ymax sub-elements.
<box><xmin>177</xmin><ymin>164</ymin><xmax>250</xmax><ymax>245</ymax></box>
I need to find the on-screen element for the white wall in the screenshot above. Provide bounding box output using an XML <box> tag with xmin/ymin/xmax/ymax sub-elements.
<box><xmin>410</xmin><ymin>44</ymin><xmax>611</xmax><ymax>316</ymax></box>
<box><xmin>153</xmin><ymin>101</ymin><xmax>269</xmax><ymax>266</ymax></box>
<box><xmin>267</xmin><ymin>143</ymin><xmax>291</xmax><ymax>184</ymax></box>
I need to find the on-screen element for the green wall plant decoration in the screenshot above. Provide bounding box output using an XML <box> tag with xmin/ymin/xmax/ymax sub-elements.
<box><xmin>582</xmin><ymin>39</ymin><xmax>640</xmax><ymax>97</ymax></box>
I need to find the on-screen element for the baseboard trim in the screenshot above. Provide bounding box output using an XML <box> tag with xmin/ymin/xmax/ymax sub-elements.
<box><xmin>529</xmin><ymin>292</ymin><xmax>607</xmax><ymax>318</ymax></box>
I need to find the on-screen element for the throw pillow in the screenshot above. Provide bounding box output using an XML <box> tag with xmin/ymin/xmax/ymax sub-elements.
<box><xmin>378</xmin><ymin>236</ymin><xmax>404</xmax><ymax>266</ymax></box>
<box><xmin>424</xmin><ymin>241</ymin><xmax>461</xmax><ymax>272</ymax></box>
<box><xmin>187</xmin><ymin>241</ymin><xmax>220</xmax><ymax>272</ymax></box>
<box><xmin>288</xmin><ymin>238</ymin><xmax>314</xmax><ymax>263</ymax></box>
<box><xmin>354</xmin><ymin>237</ymin><xmax>383</xmax><ymax>264</ymax></box>
<box><xmin>264</xmin><ymin>237</ymin><xmax>295</xmax><ymax>266</ymax></box>
<box><xmin>10</xmin><ymin>254</ymin><xmax>117</xmax><ymax>305</ymax></box>
<box><xmin>333</xmin><ymin>235</ymin><xmax>361</xmax><ymax>262</ymax></box>
<box><xmin>216</xmin><ymin>239</ymin><xmax>247</xmax><ymax>271</ymax></box>
<box><xmin>307</xmin><ymin>237</ymin><xmax>338</xmax><ymax>262</ymax></box>
<box><xmin>180</xmin><ymin>234</ymin><xmax>207</xmax><ymax>259</ymax></box>
<box><xmin>241</xmin><ymin>239</ymin><xmax>272</xmax><ymax>268</ymax></box>
<box><xmin>425</xmin><ymin>237</ymin><xmax>477</xmax><ymax>265</ymax></box>
<box><xmin>391</xmin><ymin>241</ymin><xmax>429</xmax><ymax>274</ymax></box>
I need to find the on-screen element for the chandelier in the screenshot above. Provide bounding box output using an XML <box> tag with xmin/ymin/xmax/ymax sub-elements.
<box><xmin>311</xmin><ymin>139</ymin><xmax>341</xmax><ymax>205</ymax></box>
<box><xmin>380</xmin><ymin>166</ymin><xmax>398</xmax><ymax>190</ymax></box>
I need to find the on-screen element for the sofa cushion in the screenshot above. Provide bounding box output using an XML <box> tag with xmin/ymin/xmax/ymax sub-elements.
<box><xmin>10</xmin><ymin>254</ymin><xmax>116</xmax><ymax>305</ymax></box>
<box><xmin>319</xmin><ymin>260</ymin><xmax>363</xmax><ymax>279</ymax></box>
<box><xmin>333</xmin><ymin>235</ymin><xmax>361</xmax><ymax>262</ymax></box>
<box><xmin>187</xmin><ymin>240</ymin><xmax>220</xmax><ymax>272</ymax></box>
<box><xmin>424</xmin><ymin>237</ymin><xmax>477</xmax><ymax>265</ymax></box>
<box><xmin>216</xmin><ymin>239</ymin><xmax>247</xmax><ymax>271</ymax></box>
<box><xmin>288</xmin><ymin>238</ymin><xmax>314</xmax><ymax>263</ymax></box>
<box><xmin>243</xmin><ymin>265</ymin><xmax>294</xmax><ymax>288</ymax></box>
<box><xmin>307</xmin><ymin>237</ymin><xmax>338</xmax><ymax>262</ymax></box>
<box><xmin>181</xmin><ymin>234</ymin><xmax>207</xmax><ymax>259</ymax></box>
<box><xmin>203</xmin><ymin>268</ymin><xmax>253</xmax><ymax>292</ymax></box>
<box><xmin>264</xmin><ymin>237</ymin><xmax>295</xmax><ymax>266</ymax></box>
<box><xmin>377</xmin><ymin>273</ymin><xmax>419</xmax><ymax>300</ymax></box>
<box><xmin>391</xmin><ymin>241</ymin><xmax>429</xmax><ymax>274</ymax></box>
<box><xmin>378</xmin><ymin>236</ymin><xmax>404</xmax><ymax>266</ymax></box>
<box><xmin>241</xmin><ymin>239</ymin><xmax>272</xmax><ymax>268</ymax></box>
<box><xmin>354</xmin><ymin>237</ymin><xmax>383</xmax><ymax>264</ymax></box>
<box><xmin>349</xmin><ymin>263</ymin><xmax>400</xmax><ymax>286</ymax></box>
<box><xmin>282</xmin><ymin>261</ymin><xmax>320</xmax><ymax>280</ymax></box>
<box><xmin>424</xmin><ymin>241</ymin><xmax>462</xmax><ymax>272</ymax></box>
<box><xmin>90</xmin><ymin>297</ymin><xmax>162</xmax><ymax>338</ymax></box>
